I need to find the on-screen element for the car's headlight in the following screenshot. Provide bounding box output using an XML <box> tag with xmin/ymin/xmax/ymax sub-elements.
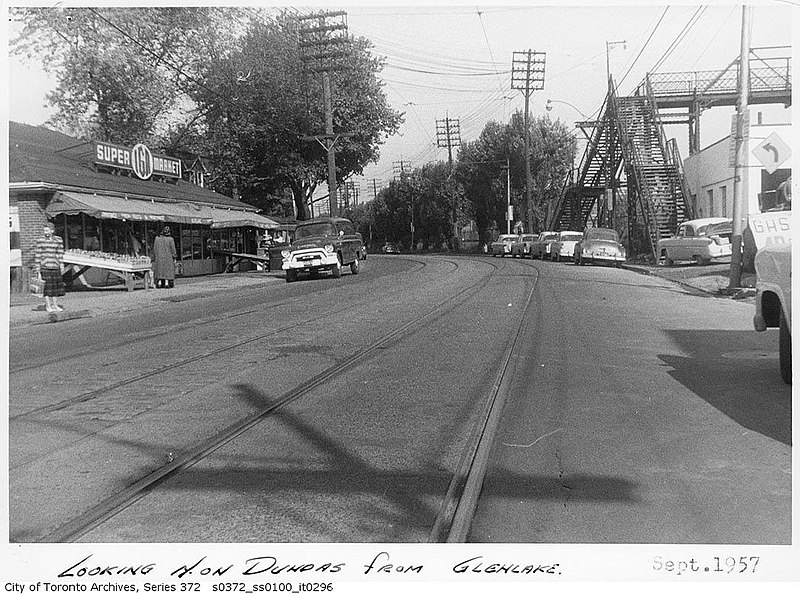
<box><xmin>281</xmin><ymin>249</ymin><xmax>291</xmax><ymax>258</ymax></box>
<box><xmin>324</xmin><ymin>244</ymin><xmax>335</xmax><ymax>253</ymax></box>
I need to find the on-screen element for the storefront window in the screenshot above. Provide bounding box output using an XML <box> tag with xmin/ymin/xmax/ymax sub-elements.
<box><xmin>85</xmin><ymin>219</ymin><xmax>101</xmax><ymax>251</ymax></box>
<box><xmin>201</xmin><ymin>226</ymin><xmax>212</xmax><ymax>258</ymax></box>
<box><xmin>180</xmin><ymin>226</ymin><xmax>193</xmax><ymax>260</ymax></box>
<box><xmin>101</xmin><ymin>221</ymin><xmax>121</xmax><ymax>253</ymax></box>
<box><xmin>65</xmin><ymin>214</ymin><xmax>85</xmax><ymax>250</ymax></box>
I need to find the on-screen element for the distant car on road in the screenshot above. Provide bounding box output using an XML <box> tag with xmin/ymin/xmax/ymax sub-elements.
<box><xmin>490</xmin><ymin>234</ymin><xmax>519</xmax><ymax>257</ymax></box>
<box><xmin>657</xmin><ymin>217</ymin><xmax>732</xmax><ymax>265</ymax></box>
<box><xmin>551</xmin><ymin>231</ymin><xmax>584</xmax><ymax>262</ymax></box>
<box><xmin>753</xmin><ymin>242</ymin><xmax>792</xmax><ymax>384</ymax></box>
<box><xmin>281</xmin><ymin>217</ymin><xmax>365</xmax><ymax>282</ymax></box>
<box><xmin>381</xmin><ymin>242</ymin><xmax>401</xmax><ymax>254</ymax></box>
<box><xmin>511</xmin><ymin>234</ymin><xmax>538</xmax><ymax>258</ymax></box>
<box><xmin>574</xmin><ymin>227</ymin><xmax>627</xmax><ymax>267</ymax></box>
<box><xmin>529</xmin><ymin>231</ymin><xmax>559</xmax><ymax>260</ymax></box>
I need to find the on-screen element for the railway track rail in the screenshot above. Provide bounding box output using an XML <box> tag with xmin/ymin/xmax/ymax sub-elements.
<box><xmin>25</xmin><ymin>256</ymin><xmax>529</xmax><ymax>543</ymax></box>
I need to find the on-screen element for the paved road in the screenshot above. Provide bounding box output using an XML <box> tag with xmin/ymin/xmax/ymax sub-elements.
<box><xmin>7</xmin><ymin>254</ymin><xmax>790</xmax><ymax>544</ymax></box>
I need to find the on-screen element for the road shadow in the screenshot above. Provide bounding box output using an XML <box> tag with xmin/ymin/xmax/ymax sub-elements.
<box><xmin>137</xmin><ymin>383</ymin><xmax>640</xmax><ymax>542</ymax></box>
<box><xmin>661</xmin><ymin>330</ymin><xmax>791</xmax><ymax>446</ymax></box>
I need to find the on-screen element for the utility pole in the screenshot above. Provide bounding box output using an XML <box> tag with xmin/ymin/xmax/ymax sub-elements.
<box><xmin>512</xmin><ymin>50</ymin><xmax>546</xmax><ymax>233</ymax></box>
<box><xmin>729</xmin><ymin>5</ymin><xmax>752</xmax><ymax>290</ymax></box>
<box><xmin>506</xmin><ymin>157</ymin><xmax>512</xmax><ymax>234</ymax></box>
<box><xmin>394</xmin><ymin>160</ymin><xmax>413</xmax><ymax>249</ymax></box>
<box><xmin>436</xmin><ymin>115</ymin><xmax>461</xmax><ymax>250</ymax></box>
<box><xmin>298</xmin><ymin>10</ymin><xmax>351</xmax><ymax>219</ymax></box>
<box><xmin>371</xmin><ymin>179</ymin><xmax>381</xmax><ymax>200</ymax></box>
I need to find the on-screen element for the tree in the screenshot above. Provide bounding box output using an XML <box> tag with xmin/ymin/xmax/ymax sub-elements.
<box><xmin>456</xmin><ymin>113</ymin><xmax>575</xmax><ymax>243</ymax></box>
<box><xmin>190</xmin><ymin>15</ymin><xmax>403</xmax><ymax>219</ymax></box>
<box><xmin>10</xmin><ymin>6</ymin><xmax>249</xmax><ymax>144</ymax></box>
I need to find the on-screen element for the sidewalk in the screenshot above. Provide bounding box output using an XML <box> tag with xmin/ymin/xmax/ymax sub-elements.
<box><xmin>622</xmin><ymin>259</ymin><xmax>757</xmax><ymax>299</ymax></box>
<box><xmin>7</xmin><ymin>270</ymin><xmax>284</xmax><ymax>329</ymax></box>
<box><xmin>7</xmin><ymin>258</ymin><xmax>756</xmax><ymax>329</ymax></box>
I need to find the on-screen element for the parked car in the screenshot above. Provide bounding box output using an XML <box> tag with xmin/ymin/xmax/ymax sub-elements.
<box><xmin>550</xmin><ymin>231</ymin><xmax>584</xmax><ymax>262</ymax></box>
<box><xmin>529</xmin><ymin>231</ymin><xmax>560</xmax><ymax>260</ymax></box>
<box><xmin>574</xmin><ymin>227</ymin><xmax>627</xmax><ymax>267</ymax></box>
<box><xmin>656</xmin><ymin>217</ymin><xmax>732</xmax><ymax>265</ymax></box>
<box><xmin>511</xmin><ymin>234</ymin><xmax>538</xmax><ymax>258</ymax></box>
<box><xmin>281</xmin><ymin>217</ymin><xmax>365</xmax><ymax>282</ymax></box>
<box><xmin>490</xmin><ymin>234</ymin><xmax>520</xmax><ymax>257</ymax></box>
<box><xmin>381</xmin><ymin>242</ymin><xmax>401</xmax><ymax>254</ymax></box>
<box><xmin>753</xmin><ymin>242</ymin><xmax>792</xmax><ymax>384</ymax></box>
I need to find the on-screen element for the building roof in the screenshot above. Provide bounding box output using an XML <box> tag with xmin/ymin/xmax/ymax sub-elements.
<box><xmin>9</xmin><ymin>121</ymin><xmax>255</xmax><ymax>211</ymax></box>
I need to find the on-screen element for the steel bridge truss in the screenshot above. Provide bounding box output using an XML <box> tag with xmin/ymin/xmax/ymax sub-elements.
<box><xmin>547</xmin><ymin>53</ymin><xmax>791</xmax><ymax>261</ymax></box>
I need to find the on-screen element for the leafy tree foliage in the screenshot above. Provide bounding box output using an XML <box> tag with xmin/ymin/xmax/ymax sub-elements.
<box><xmin>10</xmin><ymin>6</ymin><xmax>247</xmax><ymax>144</ymax></box>
<box><xmin>191</xmin><ymin>16</ymin><xmax>402</xmax><ymax>219</ymax></box>
<box><xmin>10</xmin><ymin>8</ymin><xmax>402</xmax><ymax>220</ymax></box>
<box><xmin>456</xmin><ymin>112</ymin><xmax>575</xmax><ymax>244</ymax></box>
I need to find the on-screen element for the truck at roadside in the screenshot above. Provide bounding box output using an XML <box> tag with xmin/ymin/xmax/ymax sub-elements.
<box><xmin>753</xmin><ymin>242</ymin><xmax>792</xmax><ymax>384</ymax></box>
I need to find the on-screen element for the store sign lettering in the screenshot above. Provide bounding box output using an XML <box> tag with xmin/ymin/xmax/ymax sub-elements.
<box><xmin>95</xmin><ymin>141</ymin><xmax>182</xmax><ymax>180</ymax></box>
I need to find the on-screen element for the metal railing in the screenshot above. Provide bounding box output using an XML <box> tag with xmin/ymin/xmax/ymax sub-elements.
<box><xmin>641</xmin><ymin>57</ymin><xmax>791</xmax><ymax>98</ymax></box>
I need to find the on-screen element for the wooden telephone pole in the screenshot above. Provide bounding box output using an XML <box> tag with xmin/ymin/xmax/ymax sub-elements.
<box><xmin>436</xmin><ymin>115</ymin><xmax>461</xmax><ymax>249</ymax></box>
<box><xmin>298</xmin><ymin>10</ymin><xmax>351</xmax><ymax>219</ymax></box>
<box><xmin>728</xmin><ymin>5</ymin><xmax>752</xmax><ymax>290</ymax></box>
<box><xmin>511</xmin><ymin>50</ymin><xmax>546</xmax><ymax>233</ymax></box>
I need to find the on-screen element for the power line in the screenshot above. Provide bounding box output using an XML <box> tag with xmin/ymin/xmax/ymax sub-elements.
<box><xmin>617</xmin><ymin>6</ymin><xmax>670</xmax><ymax>89</ymax></box>
<box><xmin>650</xmin><ymin>6</ymin><xmax>707</xmax><ymax>73</ymax></box>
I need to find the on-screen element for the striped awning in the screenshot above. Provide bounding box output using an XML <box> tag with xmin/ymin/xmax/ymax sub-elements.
<box><xmin>46</xmin><ymin>191</ymin><xmax>214</xmax><ymax>225</ymax></box>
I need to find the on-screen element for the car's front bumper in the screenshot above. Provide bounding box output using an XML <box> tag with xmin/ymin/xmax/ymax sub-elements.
<box><xmin>282</xmin><ymin>249</ymin><xmax>338</xmax><ymax>270</ymax></box>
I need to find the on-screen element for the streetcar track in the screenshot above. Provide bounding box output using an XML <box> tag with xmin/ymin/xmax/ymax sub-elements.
<box><xmin>29</xmin><ymin>257</ymin><xmax>502</xmax><ymax>542</ymax></box>
<box><xmin>11</xmin><ymin>261</ymin><xmax>467</xmax><ymax>421</ymax></box>
<box><xmin>429</xmin><ymin>262</ymin><xmax>541</xmax><ymax>542</ymax></box>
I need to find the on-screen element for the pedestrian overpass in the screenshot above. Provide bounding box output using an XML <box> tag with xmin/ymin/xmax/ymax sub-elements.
<box><xmin>546</xmin><ymin>52</ymin><xmax>791</xmax><ymax>260</ymax></box>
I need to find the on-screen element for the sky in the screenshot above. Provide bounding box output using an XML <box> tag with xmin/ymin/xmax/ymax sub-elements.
<box><xmin>4</xmin><ymin>0</ymin><xmax>796</xmax><ymax>204</ymax></box>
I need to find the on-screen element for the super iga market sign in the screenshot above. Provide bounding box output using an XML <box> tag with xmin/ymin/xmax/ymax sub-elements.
<box><xmin>95</xmin><ymin>141</ymin><xmax>182</xmax><ymax>181</ymax></box>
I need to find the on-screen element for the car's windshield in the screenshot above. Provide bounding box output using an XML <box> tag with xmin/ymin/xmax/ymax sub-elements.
<box><xmin>560</xmin><ymin>233</ymin><xmax>583</xmax><ymax>242</ymax></box>
<box><xmin>588</xmin><ymin>228</ymin><xmax>619</xmax><ymax>242</ymax></box>
<box><xmin>294</xmin><ymin>222</ymin><xmax>337</xmax><ymax>239</ymax></box>
<box><xmin>540</xmin><ymin>233</ymin><xmax>558</xmax><ymax>241</ymax></box>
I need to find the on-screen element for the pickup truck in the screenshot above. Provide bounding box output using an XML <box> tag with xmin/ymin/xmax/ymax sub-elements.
<box><xmin>753</xmin><ymin>242</ymin><xmax>792</xmax><ymax>384</ymax></box>
<box><xmin>281</xmin><ymin>217</ymin><xmax>365</xmax><ymax>283</ymax></box>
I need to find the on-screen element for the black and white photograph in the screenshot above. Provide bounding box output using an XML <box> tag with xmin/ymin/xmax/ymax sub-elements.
<box><xmin>2</xmin><ymin>0</ymin><xmax>796</xmax><ymax>589</ymax></box>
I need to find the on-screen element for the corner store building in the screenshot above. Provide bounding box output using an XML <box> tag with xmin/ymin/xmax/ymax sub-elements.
<box><xmin>9</xmin><ymin>121</ymin><xmax>281</xmax><ymax>291</ymax></box>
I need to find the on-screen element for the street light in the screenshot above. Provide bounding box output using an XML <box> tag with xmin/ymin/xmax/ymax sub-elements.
<box><xmin>606</xmin><ymin>39</ymin><xmax>627</xmax><ymax>84</ymax></box>
<box><xmin>546</xmin><ymin>98</ymin><xmax>590</xmax><ymax>120</ymax></box>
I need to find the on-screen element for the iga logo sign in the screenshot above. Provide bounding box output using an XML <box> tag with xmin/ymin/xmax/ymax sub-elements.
<box><xmin>95</xmin><ymin>141</ymin><xmax>182</xmax><ymax>180</ymax></box>
<box><xmin>131</xmin><ymin>143</ymin><xmax>154</xmax><ymax>180</ymax></box>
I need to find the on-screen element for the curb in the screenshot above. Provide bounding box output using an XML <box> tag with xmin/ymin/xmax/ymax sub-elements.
<box><xmin>620</xmin><ymin>263</ymin><xmax>755</xmax><ymax>300</ymax></box>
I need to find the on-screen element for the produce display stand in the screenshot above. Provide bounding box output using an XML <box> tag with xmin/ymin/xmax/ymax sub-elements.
<box><xmin>62</xmin><ymin>251</ymin><xmax>153</xmax><ymax>292</ymax></box>
<box><xmin>220</xmin><ymin>250</ymin><xmax>273</xmax><ymax>273</ymax></box>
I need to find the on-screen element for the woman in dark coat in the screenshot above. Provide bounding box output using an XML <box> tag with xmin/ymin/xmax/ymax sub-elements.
<box><xmin>152</xmin><ymin>226</ymin><xmax>177</xmax><ymax>288</ymax></box>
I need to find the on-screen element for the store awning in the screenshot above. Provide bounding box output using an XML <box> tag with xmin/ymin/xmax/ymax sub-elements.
<box><xmin>205</xmin><ymin>208</ymin><xmax>280</xmax><ymax>230</ymax></box>
<box><xmin>46</xmin><ymin>191</ymin><xmax>214</xmax><ymax>225</ymax></box>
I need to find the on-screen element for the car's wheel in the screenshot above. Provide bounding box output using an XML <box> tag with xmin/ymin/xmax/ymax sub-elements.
<box><xmin>780</xmin><ymin>308</ymin><xmax>792</xmax><ymax>384</ymax></box>
<box><xmin>331</xmin><ymin>256</ymin><xmax>342</xmax><ymax>278</ymax></box>
<box><xmin>694</xmin><ymin>255</ymin><xmax>710</xmax><ymax>265</ymax></box>
<box><xmin>350</xmin><ymin>257</ymin><xmax>360</xmax><ymax>275</ymax></box>
<box><xmin>661</xmin><ymin>250</ymin><xmax>674</xmax><ymax>266</ymax></box>
<box><xmin>286</xmin><ymin>270</ymin><xmax>297</xmax><ymax>283</ymax></box>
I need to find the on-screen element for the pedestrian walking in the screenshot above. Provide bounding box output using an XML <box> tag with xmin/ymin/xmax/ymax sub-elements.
<box><xmin>152</xmin><ymin>225</ymin><xmax>177</xmax><ymax>288</ymax></box>
<box><xmin>34</xmin><ymin>222</ymin><xmax>65</xmax><ymax>313</ymax></box>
